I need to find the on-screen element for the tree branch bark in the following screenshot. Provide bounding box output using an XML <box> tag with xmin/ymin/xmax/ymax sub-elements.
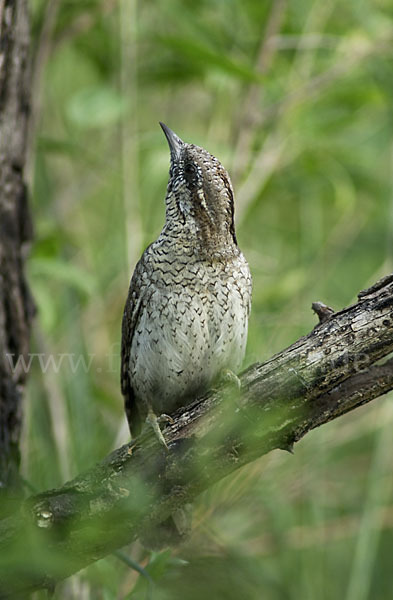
<box><xmin>0</xmin><ymin>0</ymin><xmax>34</xmax><ymax>502</ymax></box>
<box><xmin>0</xmin><ymin>275</ymin><xmax>392</xmax><ymax>596</ymax></box>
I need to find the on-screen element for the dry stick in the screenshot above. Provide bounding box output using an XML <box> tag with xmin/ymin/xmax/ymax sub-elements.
<box><xmin>232</xmin><ymin>0</ymin><xmax>287</xmax><ymax>182</ymax></box>
<box><xmin>236</xmin><ymin>36</ymin><xmax>393</xmax><ymax>220</ymax></box>
<box><xmin>0</xmin><ymin>275</ymin><xmax>393</xmax><ymax>597</ymax></box>
<box><xmin>25</xmin><ymin>0</ymin><xmax>61</xmax><ymax>183</ymax></box>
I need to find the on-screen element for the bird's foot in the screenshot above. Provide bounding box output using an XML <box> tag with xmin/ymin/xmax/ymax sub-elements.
<box><xmin>145</xmin><ymin>409</ymin><xmax>173</xmax><ymax>451</ymax></box>
<box><xmin>218</xmin><ymin>368</ymin><xmax>249</xmax><ymax>418</ymax></box>
<box><xmin>219</xmin><ymin>368</ymin><xmax>241</xmax><ymax>391</ymax></box>
<box><xmin>157</xmin><ymin>413</ymin><xmax>174</xmax><ymax>425</ymax></box>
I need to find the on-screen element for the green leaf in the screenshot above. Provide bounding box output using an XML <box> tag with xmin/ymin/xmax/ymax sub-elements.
<box><xmin>29</xmin><ymin>258</ymin><xmax>96</xmax><ymax>297</ymax></box>
<box><xmin>158</xmin><ymin>35</ymin><xmax>264</xmax><ymax>83</ymax></box>
<box><xmin>66</xmin><ymin>85</ymin><xmax>128</xmax><ymax>128</ymax></box>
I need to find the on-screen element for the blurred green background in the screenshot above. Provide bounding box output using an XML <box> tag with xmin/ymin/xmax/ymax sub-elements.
<box><xmin>24</xmin><ymin>0</ymin><xmax>393</xmax><ymax>598</ymax></box>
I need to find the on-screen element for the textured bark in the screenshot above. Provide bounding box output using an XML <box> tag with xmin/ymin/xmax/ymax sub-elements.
<box><xmin>0</xmin><ymin>275</ymin><xmax>392</xmax><ymax>597</ymax></box>
<box><xmin>0</xmin><ymin>0</ymin><xmax>34</xmax><ymax>498</ymax></box>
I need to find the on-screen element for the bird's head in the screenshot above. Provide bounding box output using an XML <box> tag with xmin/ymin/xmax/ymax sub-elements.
<box><xmin>160</xmin><ymin>122</ymin><xmax>237</xmax><ymax>249</ymax></box>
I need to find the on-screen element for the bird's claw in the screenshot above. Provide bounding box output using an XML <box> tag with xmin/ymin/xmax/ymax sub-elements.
<box><xmin>145</xmin><ymin>410</ymin><xmax>172</xmax><ymax>451</ymax></box>
<box><xmin>220</xmin><ymin>368</ymin><xmax>241</xmax><ymax>391</ymax></box>
<box><xmin>157</xmin><ymin>413</ymin><xmax>174</xmax><ymax>425</ymax></box>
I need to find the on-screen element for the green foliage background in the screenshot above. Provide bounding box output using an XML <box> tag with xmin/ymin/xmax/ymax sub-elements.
<box><xmin>25</xmin><ymin>0</ymin><xmax>393</xmax><ymax>597</ymax></box>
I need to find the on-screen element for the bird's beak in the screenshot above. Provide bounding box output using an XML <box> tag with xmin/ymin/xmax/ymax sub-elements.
<box><xmin>159</xmin><ymin>122</ymin><xmax>184</xmax><ymax>160</ymax></box>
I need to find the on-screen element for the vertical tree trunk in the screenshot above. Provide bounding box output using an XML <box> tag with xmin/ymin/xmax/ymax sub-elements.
<box><xmin>0</xmin><ymin>0</ymin><xmax>34</xmax><ymax>503</ymax></box>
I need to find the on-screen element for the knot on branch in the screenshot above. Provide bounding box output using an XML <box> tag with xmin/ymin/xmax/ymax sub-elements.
<box><xmin>312</xmin><ymin>301</ymin><xmax>335</xmax><ymax>324</ymax></box>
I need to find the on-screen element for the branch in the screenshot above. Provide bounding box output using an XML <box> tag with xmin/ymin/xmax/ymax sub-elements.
<box><xmin>1</xmin><ymin>275</ymin><xmax>393</xmax><ymax>596</ymax></box>
<box><xmin>0</xmin><ymin>0</ymin><xmax>35</xmax><ymax>497</ymax></box>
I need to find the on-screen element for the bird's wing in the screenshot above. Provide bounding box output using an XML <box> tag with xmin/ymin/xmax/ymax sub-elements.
<box><xmin>121</xmin><ymin>258</ymin><xmax>147</xmax><ymax>437</ymax></box>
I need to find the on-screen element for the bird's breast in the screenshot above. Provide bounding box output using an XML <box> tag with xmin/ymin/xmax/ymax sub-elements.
<box><xmin>129</xmin><ymin>255</ymin><xmax>251</xmax><ymax>415</ymax></box>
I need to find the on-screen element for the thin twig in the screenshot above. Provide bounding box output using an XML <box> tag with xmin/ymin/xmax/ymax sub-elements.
<box><xmin>232</xmin><ymin>0</ymin><xmax>287</xmax><ymax>182</ymax></box>
<box><xmin>236</xmin><ymin>37</ymin><xmax>393</xmax><ymax>221</ymax></box>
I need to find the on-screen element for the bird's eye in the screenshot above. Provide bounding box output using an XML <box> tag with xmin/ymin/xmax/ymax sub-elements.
<box><xmin>185</xmin><ymin>163</ymin><xmax>197</xmax><ymax>176</ymax></box>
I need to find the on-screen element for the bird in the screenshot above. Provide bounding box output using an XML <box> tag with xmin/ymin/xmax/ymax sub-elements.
<box><xmin>121</xmin><ymin>122</ymin><xmax>252</xmax><ymax>449</ymax></box>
